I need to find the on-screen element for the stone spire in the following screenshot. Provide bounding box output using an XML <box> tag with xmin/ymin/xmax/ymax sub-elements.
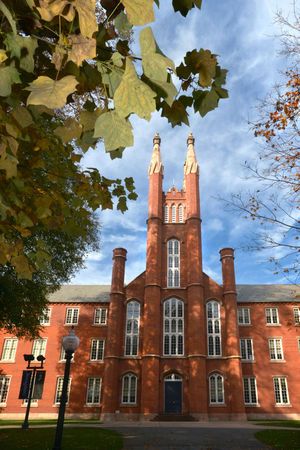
<box><xmin>184</xmin><ymin>132</ymin><xmax>199</xmax><ymax>175</ymax></box>
<box><xmin>148</xmin><ymin>133</ymin><xmax>163</xmax><ymax>175</ymax></box>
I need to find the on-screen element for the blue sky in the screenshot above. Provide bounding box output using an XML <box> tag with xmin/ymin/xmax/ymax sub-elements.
<box><xmin>71</xmin><ymin>0</ymin><xmax>291</xmax><ymax>286</ymax></box>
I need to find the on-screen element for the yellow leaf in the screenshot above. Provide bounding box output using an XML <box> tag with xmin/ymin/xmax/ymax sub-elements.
<box><xmin>67</xmin><ymin>34</ymin><xmax>96</xmax><ymax>66</ymax></box>
<box><xmin>0</xmin><ymin>49</ymin><xmax>8</xmax><ymax>63</ymax></box>
<box><xmin>121</xmin><ymin>0</ymin><xmax>154</xmax><ymax>26</ymax></box>
<box><xmin>37</xmin><ymin>0</ymin><xmax>75</xmax><ymax>22</ymax></box>
<box><xmin>11</xmin><ymin>254</ymin><xmax>32</xmax><ymax>280</ymax></box>
<box><xmin>26</xmin><ymin>75</ymin><xmax>78</xmax><ymax>109</ymax></box>
<box><xmin>75</xmin><ymin>0</ymin><xmax>97</xmax><ymax>38</ymax></box>
<box><xmin>114</xmin><ymin>58</ymin><xmax>156</xmax><ymax>120</ymax></box>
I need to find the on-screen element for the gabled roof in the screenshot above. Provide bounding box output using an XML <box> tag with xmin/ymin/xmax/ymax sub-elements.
<box><xmin>47</xmin><ymin>284</ymin><xmax>300</xmax><ymax>304</ymax></box>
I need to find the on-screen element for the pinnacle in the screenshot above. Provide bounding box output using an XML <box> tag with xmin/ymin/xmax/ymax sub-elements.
<box><xmin>153</xmin><ymin>132</ymin><xmax>161</xmax><ymax>144</ymax></box>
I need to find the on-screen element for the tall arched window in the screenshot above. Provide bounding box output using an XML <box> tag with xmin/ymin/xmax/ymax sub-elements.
<box><xmin>122</xmin><ymin>373</ymin><xmax>137</xmax><ymax>404</ymax></box>
<box><xmin>207</xmin><ymin>300</ymin><xmax>221</xmax><ymax>356</ymax></box>
<box><xmin>178</xmin><ymin>205</ymin><xmax>184</xmax><ymax>223</ymax></box>
<box><xmin>171</xmin><ymin>205</ymin><xmax>176</xmax><ymax>223</ymax></box>
<box><xmin>125</xmin><ymin>301</ymin><xmax>140</xmax><ymax>356</ymax></box>
<box><xmin>209</xmin><ymin>373</ymin><xmax>224</xmax><ymax>404</ymax></box>
<box><xmin>164</xmin><ymin>298</ymin><xmax>184</xmax><ymax>356</ymax></box>
<box><xmin>164</xmin><ymin>205</ymin><xmax>169</xmax><ymax>223</ymax></box>
<box><xmin>167</xmin><ymin>239</ymin><xmax>180</xmax><ymax>287</ymax></box>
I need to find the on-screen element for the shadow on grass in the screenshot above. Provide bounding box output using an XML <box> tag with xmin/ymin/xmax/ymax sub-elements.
<box><xmin>0</xmin><ymin>427</ymin><xmax>123</xmax><ymax>450</ymax></box>
<box><xmin>255</xmin><ymin>430</ymin><xmax>300</xmax><ymax>450</ymax></box>
<box><xmin>253</xmin><ymin>420</ymin><xmax>300</xmax><ymax>429</ymax></box>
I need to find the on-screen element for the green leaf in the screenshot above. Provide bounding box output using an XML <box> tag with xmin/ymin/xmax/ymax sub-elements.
<box><xmin>121</xmin><ymin>0</ymin><xmax>154</xmax><ymax>26</ymax></box>
<box><xmin>97</xmin><ymin>62</ymin><xmax>123</xmax><ymax>97</ymax></box>
<box><xmin>193</xmin><ymin>89</ymin><xmax>219</xmax><ymax>117</ymax></box>
<box><xmin>0</xmin><ymin>0</ymin><xmax>17</xmax><ymax>34</ymax></box>
<box><xmin>17</xmin><ymin>211</ymin><xmax>34</xmax><ymax>228</ymax></box>
<box><xmin>114</xmin><ymin>58</ymin><xmax>156</xmax><ymax>120</ymax></box>
<box><xmin>0</xmin><ymin>151</ymin><xmax>18</xmax><ymax>178</ymax></box>
<box><xmin>54</xmin><ymin>117</ymin><xmax>83</xmax><ymax>143</ymax></box>
<box><xmin>109</xmin><ymin>148</ymin><xmax>125</xmax><ymax>159</ymax></box>
<box><xmin>4</xmin><ymin>34</ymin><xmax>38</xmax><ymax>73</ymax></box>
<box><xmin>0</xmin><ymin>65</ymin><xmax>21</xmax><ymax>97</ymax></box>
<box><xmin>141</xmin><ymin>74</ymin><xmax>177</xmax><ymax>106</ymax></box>
<box><xmin>172</xmin><ymin>0</ymin><xmax>202</xmax><ymax>17</ymax></box>
<box><xmin>94</xmin><ymin>110</ymin><xmax>133</xmax><ymax>151</ymax></box>
<box><xmin>185</xmin><ymin>49</ymin><xmax>216</xmax><ymax>87</ymax></box>
<box><xmin>161</xmin><ymin>99</ymin><xmax>189</xmax><ymax>127</ymax></box>
<box><xmin>26</xmin><ymin>76</ymin><xmax>78</xmax><ymax>109</ymax></box>
<box><xmin>115</xmin><ymin>11</ymin><xmax>132</xmax><ymax>34</ymax></box>
<box><xmin>214</xmin><ymin>67</ymin><xmax>228</xmax><ymax>87</ymax></box>
<box><xmin>12</xmin><ymin>106</ymin><xmax>33</xmax><ymax>128</ymax></box>
<box><xmin>11</xmin><ymin>255</ymin><xmax>32</xmax><ymax>280</ymax></box>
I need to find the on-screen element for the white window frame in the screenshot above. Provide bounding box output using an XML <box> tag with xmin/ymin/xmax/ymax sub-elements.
<box><xmin>65</xmin><ymin>307</ymin><xmax>79</xmax><ymax>325</ymax></box>
<box><xmin>209</xmin><ymin>373</ymin><xmax>224</xmax><ymax>404</ymax></box>
<box><xmin>167</xmin><ymin>239</ymin><xmax>180</xmax><ymax>288</ymax></box>
<box><xmin>22</xmin><ymin>398</ymin><xmax>38</xmax><ymax>407</ymax></box>
<box><xmin>59</xmin><ymin>345</ymin><xmax>75</xmax><ymax>363</ymax></box>
<box><xmin>171</xmin><ymin>204</ymin><xmax>176</xmax><ymax>223</ymax></box>
<box><xmin>32</xmin><ymin>338</ymin><xmax>47</xmax><ymax>360</ymax></box>
<box><xmin>86</xmin><ymin>377</ymin><xmax>102</xmax><ymax>405</ymax></box>
<box><xmin>125</xmin><ymin>301</ymin><xmax>140</xmax><ymax>357</ymax></box>
<box><xmin>240</xmin><ymin>338</ymin><xmax>254</xmax><ymax>361</ymax></box>
<box><xmin>273</xmin><ymin>377</ymin><xmax>290</xmax><ymax>405</ymax></box>
<box><xmin>238</xmin><ymin>307</ymin><xmax>251</xmax><ymax>325</ymax></box>
<box><xmin>90</xmin><ymin>339</ymin><xmax>105</xmax><ymax>361</ymax></box>
<box><xmin>121</xmin><ymin>373</ymin><xmax>137</xmax><ymax>404</ymax></box>
<box><xmin>163</xmin><ymin>298</ymin><xmax>184</xmax><ymax>356</ymax></box>
<box><xmin>265</xmin><ymin>307</ymin><xmax>279</xmax><ymax>325</ymax></box>
<box><xmin>243</xmin><ymin>377</ymin><xmax>258</xmax><ymax>405</ymax></box>
<box><xmin>164</xmin><ymin>205</ymin><xmax>169</xmax><ymax>223</ymax></box>
<box><xmin>293</xmin><ymin>307</ymin><xmax>300</xmax><ymax>325</ymax></box>
<box><xmin>1</xmin><ymin>338</ymin><xmax>18</xmax><ymax>362</ymax></box>
<box><xmin>94</xmin><ymin>308</ymin><xmax>107</xmax><ymax>325</ymax></box>
<box><xmin>54</xmin><ymin>376</ymin><xmax>71</xmax><ymax>405</ymax></box>
<box><xmin>207</xmin><ymin>301</ymin><xmax>222</xmax><ymax>357</ymax></box>
<box><xmin>0</xmin><ymin>376</ymin><xmax>11</xmax><ymax>406</ymax></box>
<box><xmin>269</xmin><ymin>338</ymin><xmax>284</xmax><ymax>361</ymax></box>
<box><xmin>178</xmin><ymin>204</ymin><xmax>184</xmax><ymax>223</ymax></box>
<box><xmin>40</xmin><ymin>307</ymin><xmax>51</xmax><ymax>326</ymax></box>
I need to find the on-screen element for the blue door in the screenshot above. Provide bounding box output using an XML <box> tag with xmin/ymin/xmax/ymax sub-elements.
<box><xmin>165</xmin><ymin>381</ymin><xmax>182</xmax><ymax>413</ymax></box>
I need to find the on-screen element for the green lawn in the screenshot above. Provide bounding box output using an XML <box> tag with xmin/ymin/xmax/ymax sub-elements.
<box><xmin>255</xmin><ymin>430</ymin><xmax>300</xmax><ymax>450</ymax></box>
<box><xmin>0</xmin><ymin>427</ymin><xmax>123</xmax><ymax>450</ymax></box>
<box><xmin>0</xmin><ymin>419</ymin><xmax>99</xmax><ymax>426</ymax></box>
<box><xmin>253</xmin><ymin>420</ymin><xmax>300</xmax><ymax>429</ymax></box>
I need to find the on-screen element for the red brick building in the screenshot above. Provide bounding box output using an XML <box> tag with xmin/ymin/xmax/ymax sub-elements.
<box><xmin>1</xmin><ymin>133</ymin><xmax>300</xmax><ymax>421</ymax></box>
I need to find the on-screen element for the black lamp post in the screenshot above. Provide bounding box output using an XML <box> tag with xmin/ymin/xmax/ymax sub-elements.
<box><xmin>22</xmin><ymin>354</ymin><xmax>46</xmax><ymax>430</ymax></box>
<box><xmin>52</xmin><ymin>327</ymin><xmax>79</xmax><ymax>450</ymax></box>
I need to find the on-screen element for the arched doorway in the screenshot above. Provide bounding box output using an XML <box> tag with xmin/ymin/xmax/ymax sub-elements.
<box><xmin>164</xmin><ymin>373</ymin><xmax>182</xmax><ymax>413</ymax></box>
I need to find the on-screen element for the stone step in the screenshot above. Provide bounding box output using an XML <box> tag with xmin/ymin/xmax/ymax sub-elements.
<box><xmin>151</xmin><ymin>413</ymin><xmax>198</xmax><ymax>422</ymax></box>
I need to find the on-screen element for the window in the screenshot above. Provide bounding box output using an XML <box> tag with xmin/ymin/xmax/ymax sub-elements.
<box><xmin>125</xmin><ymin>301</ymin><xmax>140</xmax><ymax>356</ymax></box>
<box><xmin>163</xmin><ymin>298</ymin><xmax>184</xmax><ymax>356</ymax></box>
<box><xmin>240</xmin><ymin>338</ymin><xmax>254</xmax><ymax>361</ymax></box>
<box><xmin>238</xmin><ymin>308</ymin><xmax>251</xmax><ymax>325</ymax></box>
<box><xmin>209</xmin><ymin>374</ymin><xmax>224</xmax><ymax>404</ymax></box>
<box><xmin>207</xmin><ymin>301</ymin><xmax>221</xmax><ymax>357</ymax></box>
<box><xmin>178</xmin><ymin>205</ymin><xmax>184</xmax><ymax>223</ymax></box>
<box><xmin>171</xmin><ymin>205</ymin><xmax>176</xmax><ymax>223</ymax></box>
<box><xmin>1</xmin><ymin>338</ymin><xmax>18</xmax><ymax>362</ymax></box>
<box><xmin>59</xmin><ymin>346</ymin><xmax>74</xmax><ymax>362</ymax></box>
<box><xmin>65</xmin><ymin>308</ymin><xmax>79</xmax><ymax>325</ymax></box>
<box><xmin>40</xmin><ymin>308</ymin><xmax>51</xmax><ymax>325</ymax></box>
<box><xmin>294</xmin><ymin>307</ymin><xmax>300</xmax><ymax>325</ymax></box>
<box><xmin>86</xmin><ymin>378</ymin><xmax>101</xmax><ymax>405</ymax></box>
<box><xmin>266</xmin><ymin>308</ymin><xmax>279</xmax><ymax>325</ymax></box>
<box><xmin>55</xmin><ymin>377</ymin><xmax>71</xmax><ymax>404</ymax></box>
<box><xmin>273</xmin><ymin>377</ymin><xmax>289</xmax><ymax>405</ymax></box>
<box><xmin>269</xmin><ymin>338</ymin><xmax>284</xmax><ymax>360</ymax></box>
<box><xmin>90</xmin><ymin>339</ymin><xmax>104</xmax><ymax>361</ymax></box>
<box><xmin>167</xmin><ymin>239</ymin><xmax>180</xmax><ymax>288</ymax></box>
<box><xmin>22</xmin><ymin>399</ymin><xmax>38</xmax><ymax>407</ymax></box>
<box><xmin>122</xmin><ymin>373</ymin><xmax>137</xmax><ymax>404</ymax></box>
<box><xmin>32</xmin><ymin>339</ymin><xmax>47</xmax><ymax>360</ymax></box>
<box><xmin>164</xmin><ymin>205</ymin><xmax>169</xmax><ymax>223</ymax></box>
<box><xmin>243</xmin><ymin>377</ymin><xmax>258</xmax><ymax>405</ymax></box>
<box><xmin>94</xmin><ymin>308</ymin><xmax>107</xmax><ymax>325</ymax></box>
<box><xmin>0</xmin><ymin>376</ymin><xmax>11</xmax><ymax>405</ymax></box>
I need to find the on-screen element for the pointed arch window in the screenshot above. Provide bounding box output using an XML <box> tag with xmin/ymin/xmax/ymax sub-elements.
<box><xmin>122</xmin><ymin>373</ymin><xmax>137</xmax><ymax>404</ymax></box>
<box><xmin>125</xmin><ymin>301</ymin><xmax>140</xmax><ymax>356</ymax></box>
<box><xmin>164</xmin><ymin>298</ymin><xmax>184</xmax><ymax>356</ymax></box>
<box><xmin>209</xmin><ymin>373</ymin><xmax>224</xmax><ymax>404</ymax></box>
<box><xmin>178</xmin><ymin>205</ymin><xmax>184</xmax><ymax>223</ymax></box>
<box><xmin>167</xmin><ymin>239</ymin><xmax>180</xmax><ymax>288</ymax></box>
<box><xmin>207</xmin><ymin>300</ymin><xmax>221</xmax><ymax>356</ymax></box>
<box><xmin>171</xmin><ymin>205</ymin><xmax>176</xmax><ymax>223</ymax></box>
<box><xmin>164</xmin><ymin>205</ymin><xmax>169</xmax><ymax>223</ymax></box>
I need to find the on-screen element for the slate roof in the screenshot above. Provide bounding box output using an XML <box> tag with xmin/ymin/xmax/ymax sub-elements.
<box><xmin>48</xmin><ymin>284</ymin><xmax>300</xmax><ymax>304</ymax></box>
